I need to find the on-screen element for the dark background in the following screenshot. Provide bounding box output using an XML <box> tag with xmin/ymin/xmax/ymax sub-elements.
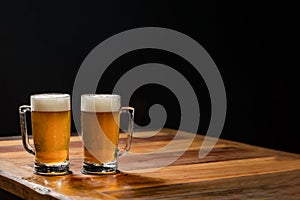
<box><xmin>0</xmin><ymin>1</ymin><xmax>298</xmax><ymax>153</ymax></box>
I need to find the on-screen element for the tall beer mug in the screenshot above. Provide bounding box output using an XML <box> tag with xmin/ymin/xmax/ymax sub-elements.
<box><xmin>19</xmin><ymin>93</ymin><xmax>71</xmax><ymax>175</ymax></box>
<box><xmin>81</xmin><ymin>94</ymin><xmax>134</xmax><ymax>175</ymax></box>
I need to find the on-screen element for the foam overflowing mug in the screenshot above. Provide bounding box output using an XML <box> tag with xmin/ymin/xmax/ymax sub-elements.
<box><xmin>19</xmin><ymin>93</ymin><xmax>71</xmax><ymax>175</ymax></box>
<box><xmin>81</xmin><ymin>94</ymin><xmax>134</xmax><ymax>174</ymax></box>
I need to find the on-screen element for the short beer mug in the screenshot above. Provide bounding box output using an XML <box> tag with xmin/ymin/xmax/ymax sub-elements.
<box><xmin>81</xmin><ymin>94</ymin><xmax>134</xmax><ymax>174</ymax></box>
<box><xmin>19</xmin><ymin>93</ymin><xmax>71</xmax><ymax>175</ymax></box>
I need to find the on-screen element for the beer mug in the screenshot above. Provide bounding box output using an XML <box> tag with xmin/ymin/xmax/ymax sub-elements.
<box><xmin>19</xmin><ymin>93</ymin><xmax>71</xmax><ymax>175</ymax></box>
<box><xmin>81</xmin><ymin>94</ymin><xmax>134</xmax><ymax>174</ymax></box>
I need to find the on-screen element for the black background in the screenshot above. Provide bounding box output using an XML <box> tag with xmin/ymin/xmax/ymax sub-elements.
<box><xmin>0</xmin><ymin>1</ymin><xmax>298</xmax><ymax>153</ymax></box>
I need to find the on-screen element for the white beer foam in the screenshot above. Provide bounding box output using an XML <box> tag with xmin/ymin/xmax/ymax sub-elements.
<box><xmin>81</xmin><ymin>94</ymin><xmax>120</xmax><ymax>112</ymax></box>
<box><xmin>31</xmin><ymin>94</ymin><xmax>70</xmax><ymax>112</ymax></box>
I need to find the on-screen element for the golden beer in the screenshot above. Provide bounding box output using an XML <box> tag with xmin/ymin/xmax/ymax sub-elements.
<box><xmin>19</xmin><ymin>93</ymin><xmax>71</xmax><ymax>175</ymax></box>
<box><xmin>32</xmin><ymin>110</ymin><xmax>70</xmax><ymax>163</ymax></box>
<box><xmin>81</xmin><ymin>94</ymin><xmax>134</xmax><ymax>174</ymax></box>
<box><xmin>82</xmin><ymin>111</ymin><xmax>120</xmax><ymax>164</ymax></box>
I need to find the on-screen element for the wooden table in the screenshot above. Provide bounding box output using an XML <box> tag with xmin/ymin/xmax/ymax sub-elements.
<box><xmin>0</xmin><ymin>129</ymin><xmax>300</xmax><ymax>199</ymax></box>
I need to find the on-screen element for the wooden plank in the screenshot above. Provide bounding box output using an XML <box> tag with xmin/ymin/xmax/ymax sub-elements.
<box><xmin>104</xmin><ymin>170</ymin><xmax>300</xmax><ymax>200</ymax></box>
<box><xmin>0</xmin><ymin>129</ymin><xmax>299</xmax><ymax>199</ymax></box>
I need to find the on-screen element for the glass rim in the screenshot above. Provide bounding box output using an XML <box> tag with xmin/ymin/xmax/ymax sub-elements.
<box><xmin>31</xmin><ymin>93</ymin><xmax>70</xmax><ymax>99</ymax></box>
<box><xmin>81</xmin><ymin>94</ymin><xmax>120</xmax><ymax>99</ymax></box>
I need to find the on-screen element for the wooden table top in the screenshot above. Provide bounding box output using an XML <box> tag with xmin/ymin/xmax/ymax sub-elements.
<box><xmin>0</xmin><ymin>128</ymin><xmax>300</xmax><ymax>199</ymax></box>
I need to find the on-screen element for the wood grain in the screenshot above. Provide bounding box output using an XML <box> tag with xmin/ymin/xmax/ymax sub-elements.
<box><xmin>0</xmin><ymin>129</ymin><xmax>299</xmax><ymax>199</ymax></box>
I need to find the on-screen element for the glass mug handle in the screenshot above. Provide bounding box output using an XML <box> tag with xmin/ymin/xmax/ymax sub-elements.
<box><xmin>19</xmin><ymin>105</ymin><xmax>35</xmax><ymax>155</ymax></box>
<box><xmin>118</xmin><ymin>107</ymin><xmax>135</xmax><ymax>156</ymax></box>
